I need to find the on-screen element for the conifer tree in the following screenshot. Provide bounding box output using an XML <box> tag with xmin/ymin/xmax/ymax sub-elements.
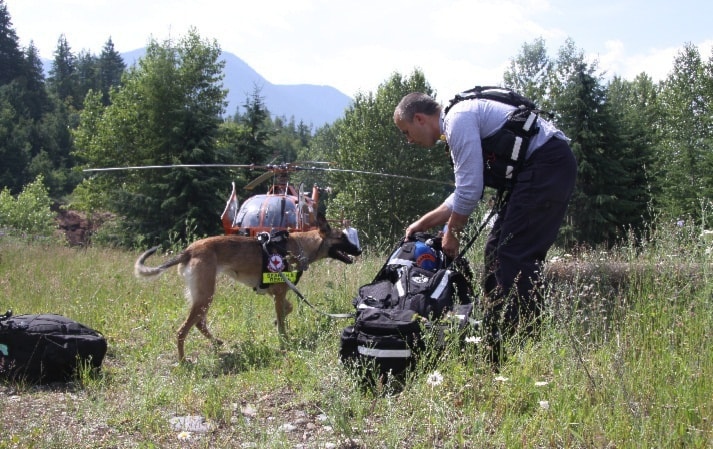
<box><xmin>0</xmin><ymin>0</ymin><xmax>31</xmax><ymax>192</ymax></box>
<box><xmin>656</xmin><ymin>43</ymin><xmax>713</xmax><ymax>221</ymax></box>
<box><xmin>605</xmin><ymin>74</ymin><xmax>660</xmax><ymax>236</ymax></box>
<box><xmin>0</xmin><ymin>0</ymin><xmax>23</xmax><ymax>85</ymax></box>
<box><xmin>97</xmin><ymin>37</ymin><xmax>125</xmax><ymax>105</ymax></box>
<box><xmin>74</xmin><ymin>29</ymin><xmax>228</xmax><ymax>246</ymax></box>
<box><xmin>22</xmin><ymin>42</ymin><xmax>50</xmax><ymax>120</ymax></box>
<box><xmin>549</xmin><ymin>39</ymin><xmax>632</xmax><ymax>245</ymax></box>
<box><xmin>47</xmin><ymin>34</ymin><xmax>78</xmax><ymax>107</ymax></box>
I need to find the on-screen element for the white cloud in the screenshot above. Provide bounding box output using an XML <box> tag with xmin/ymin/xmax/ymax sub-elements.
<box><xmin>7</xmin><ymin>0</ymin><xmax>713</xmax><ymax>95</ymax></box>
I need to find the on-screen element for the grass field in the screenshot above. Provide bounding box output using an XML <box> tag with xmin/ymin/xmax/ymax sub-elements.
<box><xmin>0</xmin><ymin>221</ymin><xmax>711</xmax><ymax>448</ymax></box>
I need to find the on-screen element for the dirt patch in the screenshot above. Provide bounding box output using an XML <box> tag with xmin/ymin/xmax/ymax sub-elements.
<box><xmin>54</xmin><ymin>207</ymin><xmax>112</xmax><ymax>246</ymax></box>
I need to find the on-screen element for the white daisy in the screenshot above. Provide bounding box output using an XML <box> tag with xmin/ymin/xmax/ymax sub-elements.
<box><xmin>426</xmin><ymin>371</ymin><xmax>444</xmax><ymax>387</ymax></box>
<box><xmin>177</xmin><ymin>431</ymin><xmax>191</xmax><ymax>441</ymax></box>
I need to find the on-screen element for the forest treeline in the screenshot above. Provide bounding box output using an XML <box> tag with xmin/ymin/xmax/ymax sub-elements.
<box><xmin>1</xmin><ymin>0</ymin><xmax>712</xmax><ymax>249</ymax></box>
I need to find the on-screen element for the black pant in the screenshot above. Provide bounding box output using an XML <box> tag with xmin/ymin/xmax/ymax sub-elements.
<box><xmin>482</xmin><ymin>137</ymin><xmax>577</xmax><ymax>335</ymax></box>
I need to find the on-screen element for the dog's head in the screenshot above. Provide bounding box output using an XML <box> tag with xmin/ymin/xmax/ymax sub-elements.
<box><xmin>318</xmin><ymin>217</ymin><xmax>362</xmax><ymax>264</ymax></box>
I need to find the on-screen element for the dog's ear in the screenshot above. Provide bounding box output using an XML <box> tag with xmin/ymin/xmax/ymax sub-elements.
<box><xmin>316</xmin><ymin>212</ymin><xmax>332</xmax><ymax>234</ymax></box>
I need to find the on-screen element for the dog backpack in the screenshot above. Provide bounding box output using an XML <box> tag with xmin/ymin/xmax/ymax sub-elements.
<box><xmin>0</xmin><ymin>312</ymin><xmax>108</xmax><ymax>383</ymax></box>
<box><xmin>339</xmin><ymin>233</ymin><xmax>476</xmax><ymax>381</ymax></box>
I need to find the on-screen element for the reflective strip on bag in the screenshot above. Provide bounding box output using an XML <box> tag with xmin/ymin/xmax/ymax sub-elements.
<box><xmin>395</xmin><ymin>268</ymin><xmax>407</xmax><ymax>298</ymax></box>
<box><xmin>387</xmin><ymin>257</ymin><xmax>415</xmax><ymax>267</ymax></box>
<box><xmin>510</xmin><ymin>136</ymin><xmax>523</xmax><ymax>162</ymax></box>
<box><xmin>358</xmin><ymin>345</ymin><xmax>412</xmax><ymax>359</ymax></box>
<box><xmin>430</xmin><ymin>269</ymin><xmax>452</xmax><ymax>299</ymax></box>
<box><xmin>523</xmin><ymin>111</ymin><xmax>538</xmax><ymax>132</ymax></box>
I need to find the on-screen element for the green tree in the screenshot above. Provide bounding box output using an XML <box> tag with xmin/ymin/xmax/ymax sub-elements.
<box><xmin>503</xmin><ymin>37</ymin><xmax>553</xmax><ymax>106</ymax></box>
<box><xmin>550</xmin><ymin>39</ymin><xmax>632</xmax><ymax>245</ymax></box>
<box><xmin>97</xmin><ymin>37</ymin><xmax>125</xmax><ymax>106</ymax></box>
<box><xmin>0</xmin><ymin>0</ymin><xmax>32</xmax><ymax>192</ymax></box>
<box><xmin>0</xmin><ymin>1</ymin><xmax>80</xmax><ymax>197</ymax></box>
<box><xmin>22</xmin><ymin>42</ymin><xmax>51</xmax><ymax>120</ymax></box>
<box><xmin>47</xmin><ymin>34</ymin><xmax>78</xmax><ymax>108</ymax></box>
<box><xmin>213</xmin><ymin>89</ymin><xmax>276</xmax><ymax>196</ymax></box>
<box><xmin>269</xmin><ymin>115</ymin><xmax>311</xmax><ymax>164</ymax></box>
<box><xmin>229</xmin><ymin>86</ymin><xmax>275</xmax><ymax>165</ymax></box>
<box><xmin>656</xmin><ymin>43</ymin><xmax>713</xmax><ymax>222</ymax></box>
<box><xmin>0</xmin><ymin>0</ymin><xmax>23</xmax><ymax>85</ymax></box>
<box><xmin>605</xmin><ymin>74</ymin><xmax>661</xmax><ymax>236</ymax></box>
<box><xmin>325</xmin><ymin>70</ymin><xmax>453</xmax><ymax>246</ymax></box>
<box><xmin>73</xmin><ymin>29</ymin><xmax>228</xmax><ymax>246</ymax></box>
<box><xmin>0</xmin><ymin>90</ymin><xmax>31</xmax><ymax>192</ymax></box>
<box><xmin>75</xmin><ymin>49</ymin><xmax>98</xmax><ymax>107</ymax></box>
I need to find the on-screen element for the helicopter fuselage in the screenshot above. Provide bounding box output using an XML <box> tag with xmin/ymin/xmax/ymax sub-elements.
<box><xmin>221</xmin><ymin>183</ymin><xmax>320</xmax><ymax>237</ymax></box>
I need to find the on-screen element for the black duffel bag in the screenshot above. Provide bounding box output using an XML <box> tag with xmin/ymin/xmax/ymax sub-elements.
<box><xmin>0</xmin><ymin>312</ymin><xmax>108</xmax><ymax>383</ymax></box>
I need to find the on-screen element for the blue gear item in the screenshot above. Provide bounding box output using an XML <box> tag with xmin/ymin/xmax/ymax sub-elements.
<box><xmin>414</xmin><ymin>241</ymin><xmax>438</xmax><ymax>271</ymax></box>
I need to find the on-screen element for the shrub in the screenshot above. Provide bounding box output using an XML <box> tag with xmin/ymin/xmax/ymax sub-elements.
<box><xmin>0</xmin><ymin>175</ymin><xmax>56</xmax><ymax>237</ymax></box>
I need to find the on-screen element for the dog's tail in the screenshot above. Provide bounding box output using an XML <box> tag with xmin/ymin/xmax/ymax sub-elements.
<box><xmin>134</xmin><ymin>246</ymin><xmax>189</xmax><ymax>279</ymax></box>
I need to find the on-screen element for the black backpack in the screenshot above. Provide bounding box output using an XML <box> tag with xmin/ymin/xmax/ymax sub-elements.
<box><xmin>339</xmin><ymin>233</ymin><xmax>477</xmax><ymax>382</ymax></box>
<box><xmin>0</xmin><ymin>312</ymin><xmax>108</xmax><ymax>383</ymax></box>
<box><xmin>444</xmin><ymin>86</ymin><xmax>550</xmax><ymax>191</ymax></box>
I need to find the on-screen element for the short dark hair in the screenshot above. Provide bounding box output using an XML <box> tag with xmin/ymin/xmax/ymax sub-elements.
<box><xmin>395</xmin><ymin>93</ymin><xmax>440</xmax><ymax>122</ymax></box>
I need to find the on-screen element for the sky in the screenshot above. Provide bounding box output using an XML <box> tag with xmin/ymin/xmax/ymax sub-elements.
<box><xmin>6</xmin><ymin>0</ymin><xmax>713</xmax><ymax>98</ymax></box>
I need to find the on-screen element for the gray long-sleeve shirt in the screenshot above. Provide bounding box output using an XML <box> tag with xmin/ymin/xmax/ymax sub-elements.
<box><xmin>440</xmin><ymin>98</ymin><xmax>568</xmax><ymax>216</ymax></box>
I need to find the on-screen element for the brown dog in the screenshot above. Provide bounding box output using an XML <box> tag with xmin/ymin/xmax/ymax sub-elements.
<box><xmin>134</xmin><ymin>221</ymin><xmax>361</xmax><ymax>361</ymax></box>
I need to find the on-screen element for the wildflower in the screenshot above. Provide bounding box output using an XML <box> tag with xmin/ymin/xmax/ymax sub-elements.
<box><xmin>494</xmin><ymin>376</ymin><xmax>509</xmax><ymax>382</ymax></box>
<box><xmin>539</xmin><ymin>400</ymin><xmax>550</xmax><ymax>410</ymax></box>
<box><xmin>464</xmin><ymin>336</ymin><xmax>482</xmax><ymax>344</ymax></box>
<box><xmin>534</xmin><ymin>381</ymin><xmax>549</xmax><ymax>387</ymax></box>
<box><xmin>177</xmin><ymin>431</ymin><xmax>191</xmax><ymax>441</ymax></box>
<box><xmin>426</xmin><ymin>371</ymin><xmax>444</xmax><ymax>387</ymax></box>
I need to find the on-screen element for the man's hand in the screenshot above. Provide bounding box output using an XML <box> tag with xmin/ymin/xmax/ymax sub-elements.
<box><xmin>442</xmin><ymin>227</ymin><xmax>460</xmax><ymax>259</ymax></box>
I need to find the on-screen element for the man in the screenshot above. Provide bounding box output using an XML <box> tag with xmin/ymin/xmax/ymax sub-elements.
<box><xmin>393</xmin><ymin>90</ymin><xmax>577</xmax><ymax>348</ymax></box>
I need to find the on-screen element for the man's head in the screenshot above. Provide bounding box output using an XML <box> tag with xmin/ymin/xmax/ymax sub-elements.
<box><xmin>393</xmin><ymin>93</ymin><xmax>442</xmax><ymax>147</ymax></box>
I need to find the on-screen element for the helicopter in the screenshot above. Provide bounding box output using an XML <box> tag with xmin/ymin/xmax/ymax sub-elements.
<box><xmin>220</xmin><ymin>163</ymin><xmax>329</xmax><ymax>237</ymax></box>
<box><xmin>84</xmin><ymin>161</ymin><xmax>453</xmax><ymax>238</ymax></box>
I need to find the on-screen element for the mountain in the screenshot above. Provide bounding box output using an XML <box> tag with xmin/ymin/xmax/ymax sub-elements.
<box><xmin>122</xmin><ymin>49</ymin><xmax>353</xmax><ymax>127</ymax></box>
<box><xmin>46</xmin><ymin>49</ymin><xmax>353</xmax><ymax>127</ymax></box>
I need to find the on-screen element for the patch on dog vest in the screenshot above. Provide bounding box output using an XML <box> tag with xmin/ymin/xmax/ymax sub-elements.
<box><xmin>258</xmin><ymin>231</ymin><xmax>303</xmax><ymax>286</ymax></box>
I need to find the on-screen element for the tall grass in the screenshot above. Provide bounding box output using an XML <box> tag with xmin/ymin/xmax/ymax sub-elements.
<box><xmin>0</xmin><ymin>217</ymin><xmax>711</xmax><ymax>448</ymax></box>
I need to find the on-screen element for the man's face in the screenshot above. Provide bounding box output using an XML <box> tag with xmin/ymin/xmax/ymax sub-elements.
<box><xmin>394</xmin><ymin>113</ymin><xmax>436</xmax><ymax>147</ymax></box>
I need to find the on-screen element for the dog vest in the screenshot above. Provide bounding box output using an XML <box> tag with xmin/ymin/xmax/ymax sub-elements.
<box><xmin>257</xmin><ymin>231</ymin><xmax>303</xmax><ymax>287</ymax></box>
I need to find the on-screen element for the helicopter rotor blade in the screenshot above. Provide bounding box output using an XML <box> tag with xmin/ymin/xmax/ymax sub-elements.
<box><xmin>296</xmin><ymin>166</ymin><xmax>454</xmax><ymax>186</ymax></box>
<box><xmin>82</xmin><ymin>163</ymin><xmax>265</xmax><ymax>173</ymax></box>
<box><xmin>244</xmin><ymin>171</ymin><xmax>276</xmax><ymax>191</ymax></box>
<box><xmin>82</xmin><ymin>162</ymin><xmax>452</xmax><ymax>186</ymax></box>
